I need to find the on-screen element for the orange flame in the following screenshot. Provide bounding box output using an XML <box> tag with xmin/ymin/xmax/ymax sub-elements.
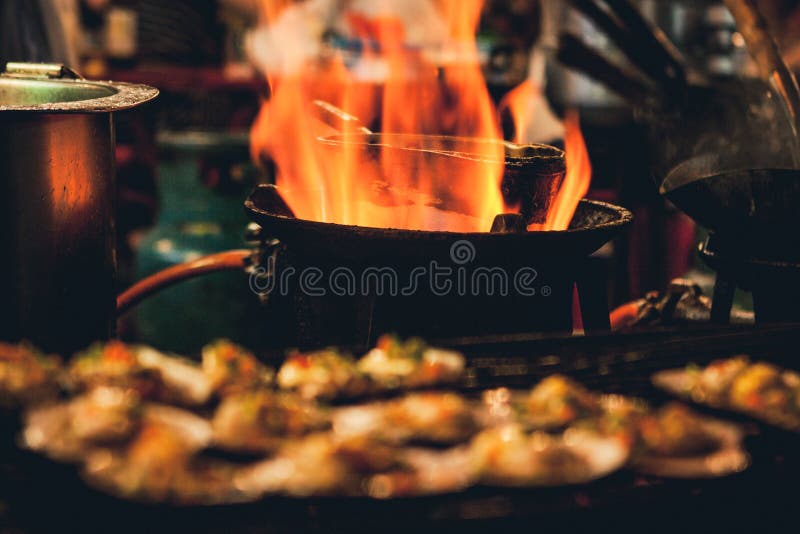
<box><xmin>498</xmin><ymin>79</ymin><xmax>538</xmax><ymax>144</ymax></box>
<box><xmin>545</xmin><ymin>113</ymin><xmax>592</xmax><ymax>231</ymax></box>
<box><xmin>251</xmin><ymin>1</ymin><xmax>590</xmax><ymax>233</ymax></box>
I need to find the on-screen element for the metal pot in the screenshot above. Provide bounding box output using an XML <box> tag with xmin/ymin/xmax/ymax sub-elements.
<box><xmin>0</xmin><ymin>62</ymin><xmax>157</xmax><ymax>353</ymax></box>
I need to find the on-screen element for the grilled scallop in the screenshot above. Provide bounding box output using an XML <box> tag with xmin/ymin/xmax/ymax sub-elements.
<box><xmin>201</xmin><ymin>339</ymin><xmax>274</xmax><ymax>397</ymax></box>
<box><xmin>234</xmin><ymin>433</ymin><xmax>369</xmax><ymax>498</ymax></box>
<box><xmin>654</xmin><ymin>357</ymin><xmax>800</xmax><ymax>431</ymax></box>
<box><xmin>333</xmin><ymin>392</ymin><xmax>479</xmax><ymax>445</ymax></box>
<box><xmin>136</xmin><ymin>347</ymin><xmax>213</xmax><ymax>406</ymax></box>
<box><xmin>80</xmin><ymin>404</ymin><xmax>215</xmax><ymax>503</ymax></box>
<box><xmin>366</xmin><ymin>445</ymin><xmax>478</xmax><ymax>498</ymax></box>
<box><xmin>236</xmin><ymin>429</ymin><xmax>480</xmax><ymax>499</ymax></box>
<box><xmin>356</xmin><ymin>335</ymin><xmax>465</xmax><ymax>390</ymax></box>
<box><xmin>82</xmin><ymin>412</ymin><xmax>236</xmax><ymax>505</ymax></box>
<box><xmin>524</xmin><ymin>375</ymin><xmax>602</xmax><ymax>429</ymax></box>
<box><xmin>68</xmin><ymin>342</ymin><xmax>213</xmax><ymax>407</ymax></box>
<box><xmin>212</xmin><ymin>390</ymin><xmax>330</xmax><ymax>454</ymax></box>
<box><xmin>68</xmin><ymin>342</ymin><xmax>159</xmax><ymax>395</ymax></box>
<box><xmin>277</xmin><ymin>349</ymin><xmax>369</xmax><ymax>400</ymax></box>
<box><xmin>0</xmin><ymin>342</ymin><xmax>61</xmax><ymax>408</ymax></box>
<box><xmin>21</xmin><ymin>387</ymin><xmax>142</xmax><ymax>462</ymax></box>
<box><xmin>470</xmin><ymin>424</ymin><xmax>630</xmax><ymax>488</ymax></box>
<box><xmin>634</xmin><ymin>403</ymin><xmax>749</xmax><ymax>479</ymax></box>
<box><xmin>653</xmin><ymin>357</ymin><xmax>750</xmax><ymax>405</ymax></box>
<box><xmin>481</xmin><ymin>376</ymin><xmax>608</xmax><ymax>432</ymax></box>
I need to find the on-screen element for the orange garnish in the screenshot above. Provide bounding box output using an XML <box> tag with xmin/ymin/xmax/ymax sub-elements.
<box><xmin>104</xmin><ymin>341</ymin><xmax>134</xmax><ymax>364</ymax></box>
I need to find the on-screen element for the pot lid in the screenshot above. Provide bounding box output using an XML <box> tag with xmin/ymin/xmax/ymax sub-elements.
<box><xmin>0</xmin><ymin>62</ymin><xmax>158</xmax><ymax>113</ymax></box>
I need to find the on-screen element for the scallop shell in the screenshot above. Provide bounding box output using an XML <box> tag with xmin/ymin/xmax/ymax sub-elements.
<box><xmin>634</xmin><ymin>415</ymin><xmax>750</xmax><ymax>479</ymax></box>
<box><xmin>137</xmin><ymin>347</ymin><xmax>213</xmax><ymax>406</ymax></box>
<box><xmin>651</xmin><ymin>369</ymin><xmax>696</xmax><ymax>398</ymax></box>
<box><xmin>473</xmin><ymin>426</ymin><xmax>630</xmax><ymax>488</ymax></box>
<box><xmin>366</xmin><ymin>446</ymin><xmax>478</xmax><ymax>498</ymax></box>
<box><xmin>653</xmin><ymin>367</ymin><xmax>800</xmax><ymax>432</ymax></box>
<box><xmin>20</xmin><ymin>387</ymin><xmax>141</xmax><ymax>462</ymax></box>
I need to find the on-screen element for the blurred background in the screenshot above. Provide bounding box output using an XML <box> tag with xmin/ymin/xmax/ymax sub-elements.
<box><xmin>2</xmin><ymin>0</ymin><xmax>799</xmax><ymax>352</ymax></box>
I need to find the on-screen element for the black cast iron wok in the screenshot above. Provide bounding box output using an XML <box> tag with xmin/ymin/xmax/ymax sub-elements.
<box><xmin>117</xmin><ymin>185</ymin><xmax>633</xmax><ymax>315</ymax></box>
<box><xmin>244</xmin><ymin>185</ymin><xmax>632</xmax><ymax>264</ymax></box>
<box><xmin>660</xmin><ymin>154</ymin><xmax>800</xmax><ymax>248</ymax></box>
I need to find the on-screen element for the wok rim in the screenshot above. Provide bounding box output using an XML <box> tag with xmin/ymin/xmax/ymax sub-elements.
<box><xmin>245</xmin><ymin>190</ymin><xmax>633</xmax><ymax>238</ymax></box>
<box><xmin>660</xmin><ymin>165</ymin><xmax>800</xmax><ymax>235</ymax></box>
<box><xmin>660</xmin><ymin>163</ymin><xmax>800</xmax><ymax>196</ymax></box>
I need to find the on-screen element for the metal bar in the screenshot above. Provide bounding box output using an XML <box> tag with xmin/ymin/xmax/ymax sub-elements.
<box><xmin>710</xmin><ymin>276</ymin><xmax>736</xmax><ymax>325</ymax></box>
<box><xmin>602</xmin><ymin>0</ymin><xmax>687</xmax><ymax>93</ymax></box>
<box><xmin>557</xmin><ymin>33</ymin><xmax>654</xmax><ymax>107</ymax></box>
<box><xmin>569</xmin><ymin>0</ymin><xmax>673</xmax><ymax>91</ymax></box>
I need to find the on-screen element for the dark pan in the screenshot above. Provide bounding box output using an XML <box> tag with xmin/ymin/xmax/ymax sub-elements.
<box><xmin>245</xmin><ymin>184</ymin><xmax>633</xmax><ymax>265</ymax></box>
<box><xmin>118</xmin><ymin>187</ymin><xmax>631</xmax><ymax>318</ymax></box>
<box><xmin>661</xmin><ymin>155</ymin><xmax>800</xmax><ymax>245</ymax></box>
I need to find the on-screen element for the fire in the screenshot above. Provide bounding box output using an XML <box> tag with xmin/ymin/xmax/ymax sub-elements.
<box><xmin>545</xmin><ymin>113</ymin><xmax>592</xmax><ymax>231</ymax></box>
<box><xmin>499</xmin><ymin>85</ymin><xmax>592</xmax><ymax>232</ymax></box>
<box><xmin>499</xmin><ymin>80</ymin><xmax>538</xmax><ymax>144</ymax></box>
<box><xmin>250</xmin><ymin>0</ymin><xmax>590</xmax><ymax>233</ymax></box>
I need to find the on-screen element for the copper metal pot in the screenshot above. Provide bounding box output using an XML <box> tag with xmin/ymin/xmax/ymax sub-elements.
<box><xmin>0</xmin><ymin>62</ymin><xmax>157</xmax><ymax>353</ymax></box>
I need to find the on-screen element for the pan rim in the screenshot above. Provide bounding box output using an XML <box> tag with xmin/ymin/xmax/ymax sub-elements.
<box><xmin>245</xmin><ymin>191</ymin><xmax>633</xmax><ymax>238</ymax></box>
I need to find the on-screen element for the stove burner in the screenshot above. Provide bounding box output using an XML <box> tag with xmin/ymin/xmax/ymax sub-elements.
<box><xmin>701</xmin><ymin>233</ymin><xmax>800</xmax><ymax>324</ymax></box>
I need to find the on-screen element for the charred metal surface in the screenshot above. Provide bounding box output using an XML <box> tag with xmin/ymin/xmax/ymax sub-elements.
<box><xmin>245</xmin><ymin>185</ymin><xmax>632</xmax><ymax>264</ymax></box>
<box><xmin>490</xmin><ymin>214</ymin><xmax>527</xmax><ymax>234</ymax></box>
<box><xmin>661</xmin><ymin>154</ymin><xmax>800</xmax><ymax>325</ymax></box>
<box><xmin>701</xmin><ymin>234</ymin><xmax>800</xmax><ymax>324</ymax></box>
<box><xmin>250</xmin><ymin>184</ymin><xmax>297</xmax><ymax>219</ymax></box>
<box><xmin>663</xmin><ymin>164</ymin><xmax>800</xmax><ymax>254</ymax></box>
<box><xmin>501</xmin><ymin>144</ymin><xmax>566</xmax><ymax>225</ymax></box>
<box><xmin>245</xmin><ymin>186</ymin><xmax>633</xmax><ymax>348</ymax></box>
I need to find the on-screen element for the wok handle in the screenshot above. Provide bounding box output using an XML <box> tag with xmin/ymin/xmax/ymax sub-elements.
<box><xmin>117</xmin><ymin>250</ymin><xmax>253</xmax><ymax>316</ymax></box>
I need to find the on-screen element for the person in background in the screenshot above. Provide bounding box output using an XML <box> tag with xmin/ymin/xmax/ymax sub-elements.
<box><xmin>0</xmin><ymin>0</ymin><xmax>79</xmax><ymax>67</ymax></box>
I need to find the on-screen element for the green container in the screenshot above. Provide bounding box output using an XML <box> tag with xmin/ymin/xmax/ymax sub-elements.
<box><xmin>133</xmin><ymin>131</ymin><xmax>267</xmax><ymax>354</ymax></box>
